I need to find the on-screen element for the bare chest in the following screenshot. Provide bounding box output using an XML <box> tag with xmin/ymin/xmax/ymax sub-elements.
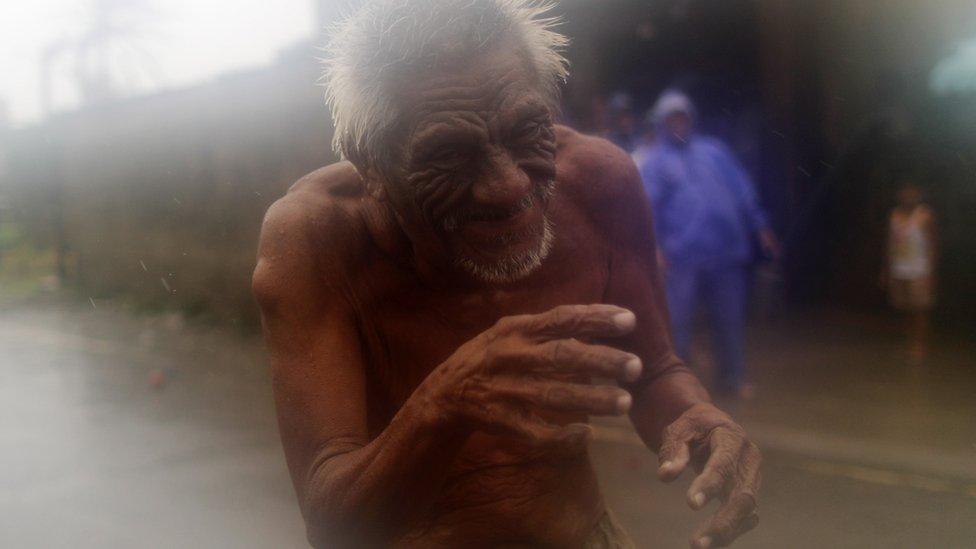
<box><xmin>359</xmin><ymin>234</ymin><xmax>609</xmax><ymax>418</ymax></box>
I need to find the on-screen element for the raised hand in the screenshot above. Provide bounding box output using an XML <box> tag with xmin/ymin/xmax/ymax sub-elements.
<box><xmin>657</xmin><ymin>404</ymin><xmax>761</xmax><ymax>548</ymax></box>
<box><xmin>417</xmin><ymin>304</ymin><xmax>643</xmax><ymax>445</ymax></box>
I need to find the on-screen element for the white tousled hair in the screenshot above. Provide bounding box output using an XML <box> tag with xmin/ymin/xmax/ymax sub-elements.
<box><xmin>323</xmin><ymin>0</ymin><xmax>569</xmax><ymax>172</ymax></box>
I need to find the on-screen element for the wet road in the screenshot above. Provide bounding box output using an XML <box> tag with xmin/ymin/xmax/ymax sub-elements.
<box><xmin>0</xmin><ymin>304</ymin><xmax>307</xmax><ymax>548</ymax></box>
<box><xmin>1</xmin><ymin>302</ymin><xmax>974</xmax><ymax>548</ymax></box>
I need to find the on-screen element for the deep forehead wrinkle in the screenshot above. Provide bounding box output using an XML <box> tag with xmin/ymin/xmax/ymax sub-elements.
<box><xmin>410</xmin><ymin>111</ymin><xmax>489</xmax><ymax>148</ymax></box>
<box><xmin>411</xmin><ymin>64</ymin><xmax>528</xmax><ymax>114</ymax></box>
<box><xmin>408</xmin><ymin>68</ymin><xmax>545</xmax><ymax>142</ymax></box>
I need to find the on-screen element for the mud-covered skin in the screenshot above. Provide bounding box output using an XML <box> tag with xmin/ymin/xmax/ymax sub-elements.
<box><xmin>253</xmin><ymin>46</ymin><xmax>760</xmax><ymax>549</ymax></box>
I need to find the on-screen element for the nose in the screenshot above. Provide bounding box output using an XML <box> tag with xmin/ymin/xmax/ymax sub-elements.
<box><xmin>470</xmin><ymin>149</ymin><xmax>532</xmax><ymax>208</ymax></box>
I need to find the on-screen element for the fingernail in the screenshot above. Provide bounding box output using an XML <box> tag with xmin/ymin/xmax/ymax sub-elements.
<box><xmin>692</xmin><ymin>492</ymin><xmax>707</xmax><ymax>508</ymax></box>
<box><xmin>697</xmin><ymin>536</ymin><xmax>712</xmax><ymax>548</ymax></box>
<box><xmin>612</xmin><ymin>311</ymin><xmax>636</xmax><ymax>329</ymax></box>
<box><xmin>624</xmin><ymin>357</ymin><xmax>642</xmax><ymax>381</ymax></box>
<box><xmin>561</xmin><ymin>423</ymin><xmax>593</xmax><ymax>444</ymax></box>
<box><xmin>616</xmin><ymin>393</ymin><xmax>633</xmax><ymax>413</ymax></box>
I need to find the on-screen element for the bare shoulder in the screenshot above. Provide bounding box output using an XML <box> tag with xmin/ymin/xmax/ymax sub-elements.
<box><xmin>553</xmin><ymin>125</ymin><xmax>650</xmax><ymax>237</ymax></box>
<box><xmin>554</xmin><ymin>125</ymin><xmax>643</xmax><ymax>205</ymax></box>
<box><xmin>252</xmin><ymin>162</ymin><xmax>370</xmax><ymax>308</ymax></box>
<box><xmin>258</xmin><ymin>161</ymin><xmax>367</xmax><ymax>259</ymax></box>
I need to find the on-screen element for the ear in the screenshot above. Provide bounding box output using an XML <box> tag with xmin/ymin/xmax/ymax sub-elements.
<box><xmin>360</xmin><ymin>166</ymin><xmax>389</xmax><ymax>201</ymax></box>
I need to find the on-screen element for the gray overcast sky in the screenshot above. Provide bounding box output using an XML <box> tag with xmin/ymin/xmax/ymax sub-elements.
<box><xmin>0</xmin><ymin>0</ymin><xmax>315</xmax><ymax>127</ymax></box>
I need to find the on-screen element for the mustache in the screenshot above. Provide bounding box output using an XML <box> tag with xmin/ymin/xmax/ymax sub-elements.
<box><xmin>442</xmin><ymin>179</ymin><xmax>554</xmax><ymax>233</ymax></box>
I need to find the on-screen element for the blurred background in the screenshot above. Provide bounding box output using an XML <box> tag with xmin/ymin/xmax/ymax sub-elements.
<box><xmin>1</xmin><ymin>1</ymin><xmax>974</xmax><ymax>547</ymax></box>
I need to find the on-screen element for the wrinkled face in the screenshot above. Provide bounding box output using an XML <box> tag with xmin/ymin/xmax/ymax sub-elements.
<box><xmin>665</xmin><ymin>111</ymin><xmax>693</xmax><ymax>143</ymax></box>
<box><xmin>384</xmin><ymin>46</ymin><xmax>558</xmax><ymax>284</ymax></box>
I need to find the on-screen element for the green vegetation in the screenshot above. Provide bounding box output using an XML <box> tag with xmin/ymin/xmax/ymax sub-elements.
<box><xmin>0</xmin><ymin>222</ymin><xmax>58</xmax><ymax>306</ymax></box>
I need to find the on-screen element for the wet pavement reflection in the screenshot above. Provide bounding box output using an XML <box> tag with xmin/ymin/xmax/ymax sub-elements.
<box><xmin>1</xmin><ymin>302</ymin><xmax>974</xmax><ymax>548</ymax></box>
<box><xmin>0</xmin><ymin>303</ymin><xmax>306</xmax><ymax>548</ymax></box>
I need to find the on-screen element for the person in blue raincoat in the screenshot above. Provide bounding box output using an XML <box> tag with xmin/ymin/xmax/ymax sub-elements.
<box><xmin>638</xmin><ymin>90</ymin><xmax>779</xmax><ymax>398</ymax></box>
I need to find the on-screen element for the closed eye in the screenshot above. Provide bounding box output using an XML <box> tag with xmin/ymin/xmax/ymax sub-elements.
<box><xmin>515</xmin><ymin>122</ymin><xmax>542</xmax><ymax>139</ymax></box>
<box><xmin>512</xmin><ymin>120</ymin><xmax>543</xmax><ymax>140</ymax></box>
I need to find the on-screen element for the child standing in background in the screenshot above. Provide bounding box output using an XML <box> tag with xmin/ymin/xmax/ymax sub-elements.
<box><xmin>884</xmin><ymin>181</ymin><xmax>938</xmax><ymax>362</ymax></box>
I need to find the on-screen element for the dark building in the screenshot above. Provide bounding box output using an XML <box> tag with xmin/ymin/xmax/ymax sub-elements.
<box><xmin>2</xmin><ymin>0</ymin><xmax>974</xmax><ymax>324</ymax></box>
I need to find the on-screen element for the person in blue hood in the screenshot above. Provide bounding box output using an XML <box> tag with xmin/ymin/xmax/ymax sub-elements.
<box><xmin>638</xmin><ymin>90</ymin><xmax>779</xmax><ymax>397</ymax></box>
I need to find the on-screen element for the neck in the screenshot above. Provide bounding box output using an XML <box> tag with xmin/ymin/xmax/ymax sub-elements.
<box><xmin>360</xmin><ymin>196</ymin><xmax>408</xmax><ymax>258</ymax></box>
<box><xmin>360</xmin><ymin>196</ymin><xmax>484</xmax><ymax>291</ymax></box>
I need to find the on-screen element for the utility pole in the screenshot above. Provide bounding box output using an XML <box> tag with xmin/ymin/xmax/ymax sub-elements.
<box><xmin>38</xmin><ymin>0</ymin><xmax>160</xmax><ymax>285</ymax></box>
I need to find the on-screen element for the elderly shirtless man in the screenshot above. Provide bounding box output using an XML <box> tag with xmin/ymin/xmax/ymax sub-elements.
<box><xmin>252</xmin><ymin>1</ymin><xmax>760</xmax><ymax>547</ymax></box>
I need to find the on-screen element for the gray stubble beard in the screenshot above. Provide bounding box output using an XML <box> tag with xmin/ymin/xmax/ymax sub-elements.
<box><xmin>454</xmin><ymin>215</ymin><xmax>554</xmax><ymax>285</ymax></box>
<box><xmin>448</xmin><ymin>178</ymin><xmax>556</xmax><ymax>284</ymax></box>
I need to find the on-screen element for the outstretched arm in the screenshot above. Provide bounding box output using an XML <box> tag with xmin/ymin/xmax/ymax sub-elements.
<box><xmin>595</xmin><ymin>144</ymin><xmax>762</xmax><ymax>549</ymax></box>
<box><xmin>595</xmin><ymin>150</ymin><xmax>709</xmax><ymax>445</ymax></box>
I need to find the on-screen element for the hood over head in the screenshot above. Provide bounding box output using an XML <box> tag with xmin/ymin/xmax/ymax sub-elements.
<box><xmin>651</xmin><ymin>89</ymin><xmax>697</xmax><ymax>126</ymax></box>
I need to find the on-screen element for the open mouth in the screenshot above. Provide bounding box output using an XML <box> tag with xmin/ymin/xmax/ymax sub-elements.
<box><xmin>458</xmin><ymin>208</ymin><xmax>547</xmax><ymax>267</ymax></box>
<box><xmin>453</xmin><ymin>215</ymin><xmax>555</xmax><ymax>284</ymax></box>
<box><xmin>441</xmin><ymin>178</ymin><xmax>555</xmax><ymax>263</ymax></box>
